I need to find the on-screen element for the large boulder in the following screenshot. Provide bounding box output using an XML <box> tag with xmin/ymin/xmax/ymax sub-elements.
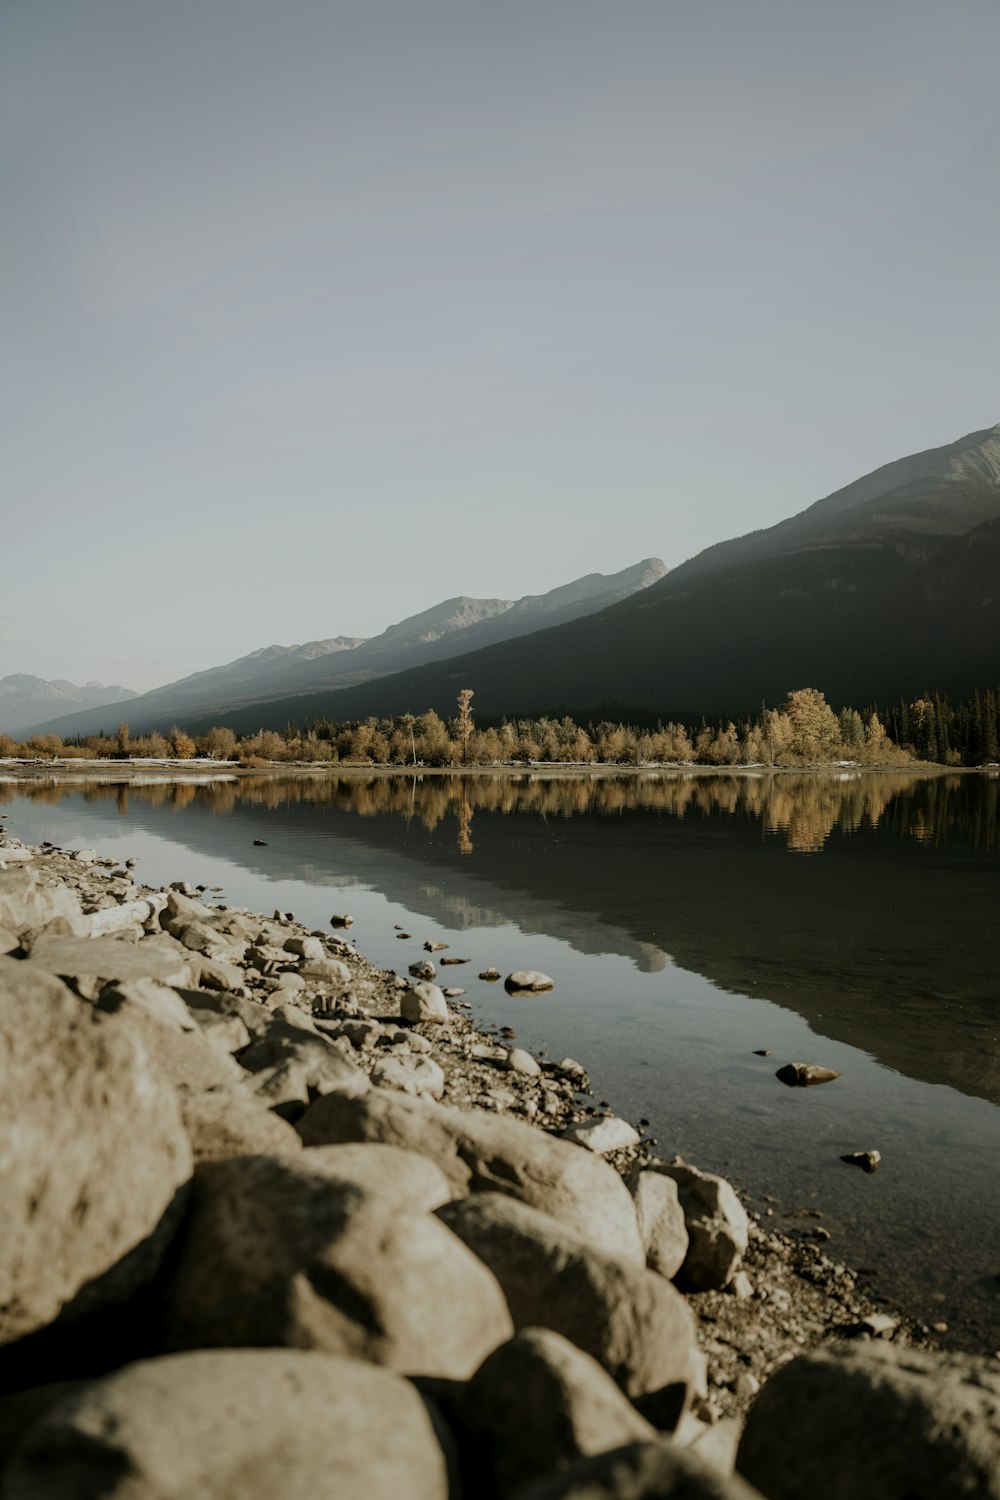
<box><xmin>0</xmin><ymin>957</ymin><xmax>192</xmax><ymax>1345</ymax></box>
<box><xmin>437</xmin><ymin>1193</ymin><xmax>702</xmax><ymax>1401</ymax></box>
<box><xmin>462</xmin><ymin>1328</ymin><xmax>657</xmax><ymax>1497</ymax></box>
<box><xmin>512</xmin><ymin>1441</ymin><xmax>764</xmax><ymax>1499</ymax></box>
<box><xmin>298</xmin><ymin>1088</ymin><xmax>644</xmax><ymax>1264</ymax></box>
<box><xmin>25</xmin><ymin>932</ymin><xmax>195</xmax><ymax>995</ymax></box>
<box><xmin>647</xmin><ymin>1162</ymin><xmax>748</xmax><ymax>1291</ymax></box>
<box><xmin>240</xmin><ymin>1033</ymin><xmax>370</xmax><ymax>1100</ymax></box>
<box><xmin>0</xmin><ymin>867</ymin><xmax>84</xmax><ymax>941</ymax></box>
<box><xmin>628</xmin><ymin>1168</ymin><xmax>689</xmax><ymax>1280</ymax></box>
<box><xmin>737</xmin><ymin>1343</ymin><xmax>1000</xmax><ymax>1500</ymax></box>
<box><xmin>162</xmin><ymin>1153</ymin><xmax>512</xmax><ymax>1378</ymax></box>
<box><xmin>302</xmin><ymin>1143</ymin><xmax>454</xmax><ymax>1211</ymax></box>
<box><xmin>3</xmin><ymin>1349</ymin><xmax>450</xmax><ymax>1500</ymax></box>
<box><xmin>178</xmin><ymin>1088</ymin><xmax>304</xmax><ymax>1163</ymax></box>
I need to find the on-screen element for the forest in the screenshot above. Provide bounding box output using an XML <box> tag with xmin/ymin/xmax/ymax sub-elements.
<box><xmin>1</xmin><ymin>686</ymin><xmax>998</xmax><ymax>769</ymax></box>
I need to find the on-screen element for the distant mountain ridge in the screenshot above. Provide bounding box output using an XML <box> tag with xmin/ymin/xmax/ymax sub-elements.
<box><xmin>0</xmin><ymin>675</ymin><xmax>137</xmax><ymax>736</ymax></box>
<box><xmin>24</xmin><ymin>558</ymin><xmax>668</xmax><ymax>737</ymax></box>
<box><xmin>171</xmin><ymin>419</ymin><xmax>1000</xmax><ymax>731</ymax></box>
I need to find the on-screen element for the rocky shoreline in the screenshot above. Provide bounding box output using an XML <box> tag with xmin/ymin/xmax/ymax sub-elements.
<box><xmin>1</xmin><ymin>816</ymin><xmax>997</xmax><ymax>1498</ymax></box>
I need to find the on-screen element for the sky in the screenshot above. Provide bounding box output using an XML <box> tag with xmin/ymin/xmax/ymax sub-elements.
<box><xmin>2</xmin><ymin>0</ymin><xmax>998</xmax><ymax>692</ymax></box>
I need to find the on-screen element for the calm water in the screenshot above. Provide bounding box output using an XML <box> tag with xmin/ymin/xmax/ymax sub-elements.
<box><xmin>3</xmin><ymin>768</ymin><xmax>999</xmax><ymax>1352</ymax></box>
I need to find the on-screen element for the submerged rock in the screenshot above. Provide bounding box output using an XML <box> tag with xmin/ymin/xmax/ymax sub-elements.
<box><xmin>775</xmin><ymin>1062</ymin><xmax>840</xmax><ymax>1087</ymax></box>
<box><xmin>505</xmin><ymin>971</ymin><xmax>555</xmax><ymax>993</ymax></box>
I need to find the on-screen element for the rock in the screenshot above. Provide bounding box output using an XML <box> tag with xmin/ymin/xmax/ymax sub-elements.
<box><xmin>562</xmin><ymin>1117</ymin><xmax>640</xmax><ymax>1154</ymax></box>
<box><xmin>737</xmin><ymin>1343</ymin><xmax>1000</xmax><ymax>1500</ymax></box>
<box><xmin>857</xmin><ymin>1311</ymin><xmax>897</xmax><ymax>1337</ymax></box>
<box><xmin>510</xmin><ymin>1440</ymin><xmax>762</xmax><ymax>1498</ymax></box>
<box><xmin>189</xmin><ymin>1008</ymin><xmax>252</xmax><ymax>1053</ymax></box>
<box><xmin>299</xmin><ymin>955</ymin><xmax>353</xmax><ymax>987</ymax></box>
<box><xmin>0</xmin><ymin>925</ymin><xmax>18</xmax><ymax>954</ymax></box>
<box><xmin>240</xmin><ymin>1033</ymin><xmax>370</xmax><ymax>1100</ymax></box>
<box><xmin>26</xmin><ymin>932</ymin><xmax>195</xmax><ymax>995</ymax></box>
<box><xmin>196</xmin><ymin>953</ymin><xmax>247</xmax><ymax>990</ymax></box>
<box><xmin>462</xmin><ymin>1329</ymin><xmax>658</xmax><ymax>1496</ymax></box>
<box><xmin>330</xmin><ymin>913</ymin><xmax>354</xmax><ymax>926</ymax></box>
<box><xmin>649</xmin><ymin>1162</ymin><xmax>749</xmax><ymax>1291</ymax></box>
<box><xmin>437</xmin><ymin>1193</ymin><xmax>701</xmax><ymax>1401</ymax></box>
<box><xmin>440</xmin><ymin>956</ymin><xmax>469</xmax><ymax>965</ymax></box>
<box><xmin>728</xmin><ymin>1271</ymin><xmax>754</xmax><ymax>1301</ymax></box>
<box><xmin>506</xmin><ymin>1047</ymin><xmax>543</xmax><ymax>1077</ymax></box>
<box><xmin>0</xmin><ymin>956</ymin><xmax>192</xmax><ymax>1344</ymax></box>
<box><xmin>298</xmin><ymin>1088</ymin><xmax>645</xmax><ymax>1263</ymax></box>
<box><xmin>402</xmin><ymin>980</ymin><xmax>451</xmax><ymax>1024</ymax></box>
<box><xmin>425</xmin><ymin>940</ymin><xmax>448</xmax><ymax>952</ymax></box>
<box><xmin>5</xmin><ymin>1349</ymin><xmax>450</xmax><ymax>1500</ymax></box>
<box><xmin>480</xmin><ymin>967</ymin><xmax>502</xmax><ymax>980</ymax></box>
<box><xmin>628</xmin><ymin>1168</ymin><xmax>690</xmax><ymax>1280</ymax></box>
<box><xmin>179</xmin><ymin>1087</ymin><xmax>304</xmax><ymax>1163</ymax></box>
<box><xmin>95</xmin><ymin>977</ymin><xmax>196</xmax><ymax>1032</ymax></box>
<box><xmin>410</xmin><ymin>959</ymin><xmax>438</xmax><ymax>980</ymax></box>
<box><xmin>505</xmin><ymin>970</ymin><xmax>554</xmax><ymax>992</ymax></box>
<box><xmin>164</xmin><ymin>1155</ymin><xmax>512</xmax><ymax>1377</ymax></box>
<box><xmin>371</xmin><ymin>1053</ymin><xmax>447</xmax><ymax>1099</ymax></box>
<box><xmin>95</xmin><ymin>993</ymin><xmax>244</xmax><ymax>1091</ymax></box>
<box><xmin>283</xmin><ymin>934</ymin><xmax>325</xmax><ymax>962</ymax></box>
<box><xmin>84</xmin><ymin>898</ymin><xmax>158</xmax><ymax>938</ymax></box>
<box><xmin>182</xmin><ymin>986</ymin><xmax>273</xmax><ymax>1039</ymax></box>
<box><xmin>775</xmin><ymin>1062</ymin><xmax>840</xmax><ymax>1087</ymax></box>
<box><xmin>273</xmin><ymin>970</ymin><xmax>306</xmax><ymax>991</ymax></box>
<box><xmin>0</xmin><ymin>866</ymin><xmax>84</xmax><ymax>939</ymax></box>
<box><xmin>840</xmin><ymin>1149</ymin><xmax>881</xmax><ymax>1172</ymax></box>
<box><xmin>302</xmin><ymin>1143</ymin><xmax>454</xmax><ymax>1211</ymax></box>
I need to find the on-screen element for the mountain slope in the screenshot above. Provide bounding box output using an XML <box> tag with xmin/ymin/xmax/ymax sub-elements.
<box><xmin>0</xmin><ymin>676</ymin><xmax>137</xmax><ymax>737</ymax></box>
<box><xmin>183</xmin><ymin>421</ymin><xmax>1000</xmax><ymax>730</ymax></box>
<box><xmin>25</xmin><ymin>559</ymin><xmax>667</xmax><ymax>737</ymax></box>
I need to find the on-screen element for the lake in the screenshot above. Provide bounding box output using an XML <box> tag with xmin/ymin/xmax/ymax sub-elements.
<box><xmin>3</xmin><ymin>766</ymin><xmax>998</xmax><ymax>1352</ymax></box>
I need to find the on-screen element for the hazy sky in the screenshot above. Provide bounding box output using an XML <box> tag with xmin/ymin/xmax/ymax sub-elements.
<box><xmin>3</xmin><ymin>0</ymin><xmax>998</xmax><ymax>691</ymax></box>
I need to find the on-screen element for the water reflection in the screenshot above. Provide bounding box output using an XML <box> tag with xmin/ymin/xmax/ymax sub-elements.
<box><xmin>5</xmin><ymin>766</ymin><xmax>997</xmax><ymax>854</ymax></box>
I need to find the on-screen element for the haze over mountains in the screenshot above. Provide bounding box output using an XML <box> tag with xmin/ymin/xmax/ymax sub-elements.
<box><xmin>192</xmin><ymin>419</ymin><xmax>996</xmax><ymax>730</ymax></box>
<box><xmin>18</xmin><ymin>419</ymin><xmax>1000</xmax><ymax>738</ymax></box>
<box><xmin>0</xmin><ymin>677</ymin><xmax>137</xmax><ymax>737</ymax></box>
<box><xmin>25</xmin><ymin>560</ymin><xmax>667</xmax><ymax>738</ymax></box>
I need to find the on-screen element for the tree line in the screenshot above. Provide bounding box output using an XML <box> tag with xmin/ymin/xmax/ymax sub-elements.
<box><xmin>2</xmin><ymin>685</ymin><xmax>997</xmax><ymax>768</ymax></box>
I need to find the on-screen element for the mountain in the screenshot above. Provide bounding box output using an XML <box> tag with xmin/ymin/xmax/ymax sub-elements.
<box><xmin>188</xmin><ymin>420</ymin><xmax>1000</xmax><ymax>729</ymax></box>
<box><xmin>0</xmin><ymin>676</ymin><xmax>137</xmax><ymax>736</ymax></box>
<box><xmin>24</xmin><ymin>559</ymin><xmax>668</xmax><ymax>737</ymax></box>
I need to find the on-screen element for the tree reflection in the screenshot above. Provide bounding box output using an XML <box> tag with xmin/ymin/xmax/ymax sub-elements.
<box><xmin>3</xmin><ymin>768</ymin><xmax>996</xmax><ymax>852</ymax></box>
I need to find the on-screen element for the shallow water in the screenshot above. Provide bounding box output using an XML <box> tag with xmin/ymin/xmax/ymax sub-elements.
<box><xmin>4</xmin><ymin>768</ymin><xmax>999</xmax><ymax>1352</ymax></box>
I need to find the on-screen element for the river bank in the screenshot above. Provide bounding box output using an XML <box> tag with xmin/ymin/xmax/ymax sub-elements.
<box><xmin>1</xmin><ymin>815</ymin><xmax>997</xmax><ymax>1498</ymax></box>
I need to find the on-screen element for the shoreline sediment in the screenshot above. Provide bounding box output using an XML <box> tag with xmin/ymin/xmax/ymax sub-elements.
<box><xmin>2</xmin><ymin>814</ymin><xmax>993</xmax><ymax>1498</ymax></box>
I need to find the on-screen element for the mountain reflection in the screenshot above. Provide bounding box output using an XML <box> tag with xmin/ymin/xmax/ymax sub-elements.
<box><xmin>5</xmin><ymin>766</ymin><xmax>997</xmax><ymax>854</ymax></box>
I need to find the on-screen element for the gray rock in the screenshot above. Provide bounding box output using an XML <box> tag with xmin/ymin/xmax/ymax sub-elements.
<box><xmin>26</xmin><ymin>931</ymin><xmax>195</xmax><ymax>994</ymax></box>
<box><xmin>775</xmin><ymin>1062</ymin><xmax>840</xmax><ymax>1087</ymax></box>
<box><xmin>179</xmin><ymin>1087</ymin><xmax>305</xmax><ymax>1163</ymax></box>
<box><xmin>0</xmin><ymin>956</ymin><xmax>192</xmax><ymax>1344</ymax></box>
<box><xmin>181</xmin><ymin>986</ymin><xmax>273</xmax><ymax>1039</ymax></box>
<box><xmin>371</xmin><ymin>1053</ymin><xmax>447</xmax><ymax>1099</ymax></box>
<box><xmin>628</xmin><ymin>1169</ymin><xmax>690</xmax><ymax>1280</ymax></box>
<box><xmin>463</xmin><ymin>1328</ymin><xmax>657</xmax><ymax>1496</ymax></box>
<box><xmin>505</xmin><ymin>970</ymin><xmax>555</xmax><ymax>992</ymax></box>
<box><xmin>5</xmin><ymin>1349</ymin><xmax>450</xmax><ymax>1500</ymax></box>
<box><xmin>513</xmin><ymin>1441</ymin><xmax>764</xmax><ymax>1499</ymax></box>
<box><xmin>298</xmin><ymin>1088</ymin><xmax>645</xmax><ymax>1264</ymax></box>
<box><xmin>194</xmin><ymin>952</ymin><xmax>246</xmax><ymax>991</ymax></box>
<box><xmin>240</xmin><ymin>1033</ymin><xmax>370</xmax><ymax>1099</ymax></box>
<box><xmin>0</xmin><ymin>865</ymin><xmax>84</xmax><ymax>940</ymax></box>
<box><xmin>402</xmin><ymin>980</ymin><xmax>451</xmax><ymax>1024</ymax></box>
<box><xmin>480</xmin><ymin>967</ymin><xmax>502</xmax><ymax>980</ymax></box>
<box><xmin>562</xmin><ymin>1117</ymin><xmax>640</xmax><ymax>1154</ymax></box>
<box><xmin>506</xmin><ymin>1047</ymin><xmax>543</xmax><ymax>1077</ymax></box>
<box><xmin>737</xmin><ymin>1343</ymin><xmax>1000</xmax><ymax>1500</ymax></box>
<box><xmin>299</xmin><ymin>955</ymin><xmax>352</xmax><ymax>987</ymax></box>
<box><xmin>84</xmin><ymin>898</ymin><xmax>157</xmax><ymax>938</ymax></box>
<box><xmin>283</xmin><ymin>934</ymin><xmax>325</xmax><ymax>962</ymax></box>
<box><xmin>840</xmin><ymin>1149</ymin><xmax>881</xmax><ymax>1172</ymax></box>
<box><xmin>95</xmin><ymin>977</ymin><xmax>196</xmax><ymax>1032</ymax></box>
<box><xmin>437</xmin><ymin>1193</ymin><xmax>702</xmax><ymax>1401</ymax></box>
<box><xmin>648</xmin><ymin>1162</ymin><xmax>749</xmax><ymax>1291</ymax></box>
<box><xmin>94</xmin><ymin>996</ymin><xmax>244</xmax><ymax>1092</ymax></box>
<box><xmin>330</xmin><ymin>912</ymin><xmax>354</xmax><ymax>926</ymax></box>
<box><xmin>163</xmin><ymin>1155</ymin><xmax>512</xmax><ymax>1378</ymax></box>
<box><xmin>410</xmin><ymin>958</ymin><xmax>438</xmax><ymax>980</ymax></box>
<box><xmin>189</xmin><ymin>1008</ymin><xmax>252</xmax><ymax>1053</ymax></box>
<box><xmin>303</xmin><ymin>1143</ymin><xmax>454</xmax><ymax>1212</ymax></box>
